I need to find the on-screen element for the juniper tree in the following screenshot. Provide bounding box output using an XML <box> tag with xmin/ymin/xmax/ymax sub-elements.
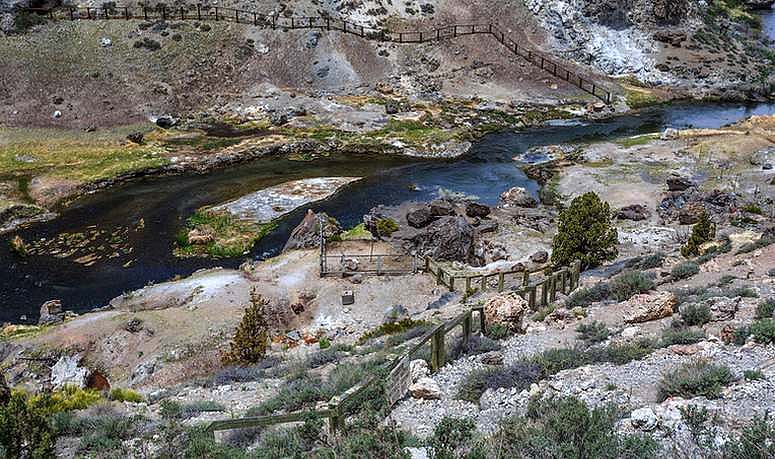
<box><xmin>551</xmin><ymin>192</ymin><xmax>618</xmax><ymax>270</ymax></box>
<box><xmin>222</xmin><ymin>288</ymin><xmax>270</xmax><ymax>365</ymax></box>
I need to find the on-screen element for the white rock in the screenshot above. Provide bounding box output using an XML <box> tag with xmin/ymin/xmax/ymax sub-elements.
<box><xmin>630</xmin><ymin>407</ymin><xmax>658</xmax><ymax>431</ymax></box>
<box><xmin>53</xmin><ymin>110</ymin><xmax>62</xmax><ymax>119</ymax></box>
<box><xmin>661</xmin><ymin>128</ymin><xmax>680</xmax><ymax>140</ymax></box>
<box><xmin>410</xmin><ymin>359</ymin><xmax>429</xmax><ymax>383</ymax></box>
<box><xmin>51</xmin><ymin>354</ymin><xmax>90</xmax><ymax>389</ymax></box>
<box><xmin>100</xmin><ymin>37</ymin><xmax>112</xmax><ymax>47</ymax></box>
<box><xmin>621</xmin><ymin>326</ymin><xmax>642</xmax><ymax>339</ymax></box>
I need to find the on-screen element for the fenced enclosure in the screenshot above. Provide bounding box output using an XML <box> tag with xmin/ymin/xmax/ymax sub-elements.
<box><xmin>23</xmin><ymin>4</ymin><xmax>614</xmax><ymax>103</ymax></box>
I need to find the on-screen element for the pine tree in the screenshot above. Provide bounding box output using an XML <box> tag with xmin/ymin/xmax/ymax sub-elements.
<box><xmin>222</xmin><ymin>288</ymin><xmax>270</xmax><ymax>365</ymax></box>
<box><xmin>551</xmin><ymin>192</ymin><xmax>619</xmax><ymax>270</ymax></box>
<box><xmin>681</xmin><ymin>212</ymin><xmax>716</xmax><ymax>257</ymax></box>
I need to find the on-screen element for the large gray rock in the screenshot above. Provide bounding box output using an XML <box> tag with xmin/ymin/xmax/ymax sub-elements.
<box><xmin>499</xmin><ymin>186</ymin><xmax>538</xmax><ymax>208</ymax></box>
<box><xmin>409</xmin><ymin>377</ymin><xmax>442</xmax><ymax>400</ymax></box>
<box><xmin>666</xmin><ymin>174</ymin><xmax>694</xmax><ymax>192</ymax></box>
<box><xmin>698</xmin><ymin>296</ymin><xmax>741</xmax><ymax>322</ymax></box>
<box><xmin>617</xmin><ymin>204</ymin><xmax>650</xmax><ymax>221</ymax></box>
<box><xmin>429</xmin><ymin>199</ymin><xmax>455</xmax><ymax>217</ymax></box>
<box><xmin>38</xmin><ymin>299</ymin><xmax>64</xmax><ymax>325</ymax></box>
<box><xmin>405</xmin><ymin>216</ymin><xmax>474</xmax><ymax>263</ymax></box>
<box><xmin>284</xmin><ymin>210</ymin><xmax>341</xmax><ymax>251</ymax></box>
<box><xmin>51</xmin><ymin>355</ymin><xmax>90</xmax><ymax>389</ymax></box>
<box><xmin>465</xmin><ymin>202</ymin><xmax>491</xmax><ymax>218</ymax></box>
<box><xmin>630</xmin><ymin>407</ymin><xmax>658</xmax><ymax>431</ymax></box>
<box><xmin>623</xmin><ymin>291</ymin><xmax>676</xmax><ymax>324</ymax></box>
<box><xmin>406</xmin><ymin>206</ymin><xmax>436</xmax><ymax>229</ymax></box>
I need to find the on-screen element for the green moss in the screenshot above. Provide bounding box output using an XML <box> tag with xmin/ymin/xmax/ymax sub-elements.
<box><xmin>624</xmin><ymin>87</ymin><xmax>662</xmax><ymax>110</ymax></box>
<box><xmin>615</xmin><ymin>133</ymin><xmax>660</xmax><ymax>148</ymax></box>
<box><xmin>339</xmin><ymin>223</ymin><xmax>373</xmax><ymax>240</ymax></box>
<box><xmin>174</xmin><ymin>210</ymin><xmax>277</xmax><ymax>258</ymax></box>
<box><xmin>374</xmin><ymin>218</ymin><xmax>399</xmax><ymax>237</ymax></box>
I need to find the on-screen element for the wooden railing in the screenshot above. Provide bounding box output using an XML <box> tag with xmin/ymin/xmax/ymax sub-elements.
<box><xmin>21</xmin><ymin>5</ymin><xmax>613</xmax><ymax>103</ymax></box>
<box><xmin>201</xmin><ymin>259</ymin><xmax>580</xmax><ymax>439</ymax></box>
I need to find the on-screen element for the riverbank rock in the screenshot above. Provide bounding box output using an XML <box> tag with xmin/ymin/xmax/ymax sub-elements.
<box><xmin>666</xmin><ymin>174</ymin><xmax>694</xmax><ymax>192</ymax></box>
<box><xmin>483</xmin><ymin>292</ymin><xmax>528</xmax><ymax>333</ymax></box>
<box><xmin>51</xmin><ymin>354</ymin><xmax>90</xmax><ymax>389</ymax></box>
<box><xmin>530</xmin><ymin>250</ymin><xmax>549</xmax><ymax>264</ymax></box>
<box><xmin>465</xmin><ymin>202</ymin><xmax>491</xmax><ymax>218</ymax></box>
<box><xmin>38</xmin><ymin>299</ymin><xmax>64</xmax><ymax>325</ymax></box>
<box><xmin>406</xmin><ymin>206</ymin><xmax>436</xmax><ymax>228</ymax></box>
<box><xmin>284</xmin><ymin>210</ymin><xmax>341</xmax><ymax>251</ymax></box>
<box><xmin>429</xmin><ymin>200</ymin><xmax>455</xmax><ymax>217</ymax></box>
<box><xmin>499</xmin><ymin>187</ymin><xmax>538</xmax><ymax>208</ymax></box>
<box><xmin>623</xmin><ymin>291</ymin><xmax>676</xmax><ymax>324</ymax></box>
<box><xmin>405</xmin><ymin>216</ymin><xmax>475</xmax><ymax>263</ymax></box>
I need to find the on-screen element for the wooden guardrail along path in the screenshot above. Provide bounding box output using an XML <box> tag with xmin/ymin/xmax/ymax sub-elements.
<box><xmin>23</xmin><ymin>5</ymin><xmax>613</xmax><ymax>103</ymax></box>
<box><xmin>197</xmin><ymin>258</ymin><xmax>581</xmax><ymax>440</ymax></box>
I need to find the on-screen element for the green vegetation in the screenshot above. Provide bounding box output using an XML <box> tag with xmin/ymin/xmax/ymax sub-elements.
<box><xmin>485</xmin><ymin>323</ymin><xmax>511</xmax><ymax>340</ymax></box>
<box><xmin>750</xmin><ymin>319</ymin><xmax>775</xmax><ymax>344</ymax></box>
<box><xmin>623</xmin><ymin>86</ymin><xmax>662</xmax><ymax>110</ymax></box>
<box><xmin>576</xmin><ymin>321</ymin><xmax>610</xmax><ymax>344</ymax></box>
<box><xmin>339</xmin><ymin>223</ymin><xmax>373</xmax><ymax>240</ymax></box>
<box><xmin>661</xmin><ymin>327</ymin><xmax>706</xmax><ymax>346</ymax></box>
<box><xmin>429</xmin><ymin>417</ymin><xmax>480</xmax><ymax>459</ymax></box>
<box><xmin>682</xmin><ymin>213</ymin><xmax>716</xmax><ymax>257</ymax></box>
<box><xmin>756</xmin><ymin>298</ymin><xmax>775</xmax><ymax>320</ymax></box>
<box><xmin>672</xmin><ymin>261</ymin><xmax>700</xmax><ymax>280</ymax></box>
<box><xmin>358</xmin><ymin>318</ymin><xmax>432</xmax><ymax>344</ymax></box>
<box><xmin>457</xmin><ymin>362</ymin><xmax>543</xmax><ymax>403</ymax></box>
<box><xmin>657</xmin><ymin>360</ymin><xmax>734</xmax><ymax>401</ymax></box>
<box><xmin>491</xmin><ymin>396</ymin><xmax>658</xmax><ymax>458</ymax></box>
<box><xmin>615</xmin><ymin>133</ymin><xmax>660</xmax><ymax>148</ymax></box>
<box><xmin>744</xmin><ymin>369</ymin><xmax>765</xmax><ymax>381</ymax></box>
<box><xmin>609</xmin><ymin>271</ymin><xmax>654</xmax><ymax>302</ymax></box>
<box><xmin>625</xmin><ymin>252</ymin><xmax>666</xmax><ymax>270</ymax></box>
<box><xmin>551</xmin><ymin>192</ymin><xmax>618</xmax><ymax>270</ymax></box>
<box><xmin>680</xmin><ymin>303</ymin><xmax>712</xmax><ymax>326</ymax></box>
<box><xmin>174</xmin><ymin>210</ymin><xmax>277</xmax><ymax>258</ymax></box>
<box><xmin>374</xmin><ymin>217</ymin><xmax>399</xmax><ymax>238</ymax></box>
<box><xmin>565</xmin><ymin>283</ymin><xmax>610</xmax><ymax>309</ymax></box>
<box><xmin>108</xmin><ymin>388</ymin><xmax>144</xmax><ymax>403</ymax></box>
<box><xmin>222</xmin><ymin>289</ymin><xmax>270</xmax><ymax>365</ymax></box>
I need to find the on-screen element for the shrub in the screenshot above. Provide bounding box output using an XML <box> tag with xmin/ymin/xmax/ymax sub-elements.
<box><xmin>531</xmin><ymin>347</ymin><xmax>583</xmax><ymax>375</ymax></box>
<box><xmin>159</xmin><ymin>400</ymin><xmax>184</xmax><ymax>419</ymax></box>
<box><xmin>429</xmin><ymin>417</ymin><xmax>477</xmax><ymax>459</ymax></box>
<box><xmin>222</xmin><ymin>288</ymin><xmax>270</xmax><ymax>365</ymax></box>
<box><xmin>584</xmin><ymin>340</ymin><xmax>656</xmax><ymax>365</ymax></box>
<box><xmin>485</xmin><ymin>323</ymin><xmax>511</xmax><ymax>340</ymax></box>
<box><xmin>565</xmin><ymin>283</ymin><xmax>610</xmax><ymax>309</ymax></box>
<box><xmin>609</xmin><ymin>271</ymin><xmax>654</xmax><ymax>301</ymax></box>
<box><xmin>744</xmin><ymin>370</ymin><xmax>765</xmax><ymax>381</ymax></box>
<box><xmin>456</xmin><ymin>362</ymin><xmax>542</xmax><ymax>403</ymax></box>
<box><xmin>750</xmin><ymin>319</ymin><xmax>775</xmax><ymax>344</ymax></box>
<box><xmin>576</xmin><ymin>321</ymin><xmax>610</xmax><ymax>343</ymax></box>
<box><xmin>736</xmin><ymin>237</ymin><xmax>774</xmax><ymax>255</ymax></box>
<box><xmin>680</xmin><ymin>303</ymin><xmax>712</xmax><ymax>326</ymax></box>
<box><xmin>657</xmin><ymin>360</ymin><xmax>734</xmax><ymax>401</ymax></box>
<box><xmin>385</xmin><ymin>323</ymin><xmax>434</xmax><ymax>347</ymax></box>
<box><xmin>45</xmin><ymin>386</ymin><xmax>103</xmax><ymax>413</ymax></box>
<box><xmin>374</xmin><ymin>218</ymin><xmax>399</xmax><ymax>237</ymax></box>
<box><xmin>717</xmin><ymin>274</ymin><xmax>735</xmax><ymax>286</ymax></box>
<box><xmin>672</xmin><ymin>261</ymin><xmax>700</xmax><ymax>280</ymax></box>
<box><xmin>721</xmin><ymin>415</ymin><xmax>775</xmax><ymax>459</ymax></box>
<box><xmin>0</xmin><ymin>390</ymin><xmax>56</xmax><ymax>458</ymax></box>
<box><xmin>733</xmin><ymin>325</ymin><xmax>751</xmax><ymax>345</ymax></box>
<box><xmin>661</xmin><ymin>327</ymin><xmax>706</xmax><ymax>346</ymax></box>
<box><xmin>109</xmin><ymin>388</ymin><xmax>144</xmax><ymax>403</ymax></box>
<box><xmin>551</xmin><ymin>192</ymin><xmax>619</xmax><ymax>270</ymax></box>
<box><xmin>449</xmin><ymin>334</ymin><xmax>501</xmax><ymax>360</ymax></box>
<box><xmin>491</xmin><ymin>396</ymin><xmax>658</xmax><ymax>459</ymax></box>
<box><xmin>625</xmin><ymin>252</ymin><xmax>665</xmax><ymax>270</ymax></box>
<box><xmin>681</xmin><ymin>213</ymin><xmax>716</xmax><ymax>257</ymax></box>
<box><xmin>358</xmin><ymin>318</ymin><xmax>431</xmax><ymax>344</ymax></box>
<box><xmin>208</xmin><ymin>358</ymin><xmax>280</xmax><ymax>386</ymax></box>
<box><xmin>756</xmin><ymin>298</ymin><xmax>775</xmax><ymax>319</ymax></box>
<box><xmin>532</xmin><ymin>304</ymin><xmax>557</xmax><ymax>322</ymax></box>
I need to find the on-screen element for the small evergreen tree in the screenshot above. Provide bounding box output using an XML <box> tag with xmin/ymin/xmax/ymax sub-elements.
<box><xmin>222</xmin><ymin>288</ymin><xmax>270</xmax><ymax>365</ymax></box>
<box><xmin>0</xmin><ymin>391</ymin><xmax>56</xmax><ymax>458</ymax></box>
<box><xmin>551</xmin><ymin>192</ymin><xmax>619</xmax><ymax>270</ymax></box>
<box><xmin>681</xmin><ymin>213</ymin><xmax>716</xmax><ymax>257</ymax></box>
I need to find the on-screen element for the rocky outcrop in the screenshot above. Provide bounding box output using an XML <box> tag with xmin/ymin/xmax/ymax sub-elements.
<box><xmin>483</xmin><ymin>292</ymin><xmax>529</xmax><ymax>332</ymax></box>
<box><xmin>499</xmin><ymin>187</ymin><xmax>538</xmax><ymax>208</ymax></box>
<box><xmin>406</xmin><ymin>206</ymin><xmax>436</xmax><ymax>229</ymax></box>
<box><xmin>666</xmin><ymin>174</ymin><xmax>694</xmax><ymax>192</ymax></box>
<box><xmin>38</xmin><ymin>299</ymin><xmax>64</xmax><ymax>325</ymax></box>
<box><xmin>465</xmin><ymin>202</ymin><xmax>491</xmax><ymax>218</ymax></box>
<box><xmin>284</xmin><ymin>210</ymin><xmax>341</xmax><ymax>251</ymax></box>
<box><xmin>51</xmin><ymin>354</ymin><xmax>90</xmax><ymax>389</ymax></box>
<box><xmin>623</xmin><ymin>291</ymin><xmax>676</xmax><ymax>324</ymax></box>
<box><xmin>404</xmin><ymin>216</ymin><xmax>475</xmax><ymax>263</ymax></box>
<box><xmin>617</xmin><ymin>204</ymin><xmax>650</xmax><ymax>221</ymax></box>
<box><xmin>410</xmin><ymin>377</ymin><xmax>442</xmax><ymax>399</ymax></box>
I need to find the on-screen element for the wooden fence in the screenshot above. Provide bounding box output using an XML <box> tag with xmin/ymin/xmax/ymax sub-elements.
<box><xmin>202</xmin><ymin>259</ymin><xmax>581</xmax><ymax>439</ymax></box>
<box><xmin>321</xmin><ymin>253</ymin><xmax>422</xmax><ymax>276</ymax></box>
<box><xmin>22</xmin><ymin>5</ymin><xmax>613</xmax><ymax>103</ymax></box>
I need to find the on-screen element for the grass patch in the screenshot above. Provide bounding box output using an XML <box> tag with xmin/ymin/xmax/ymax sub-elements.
<box><xmin>657</xmin><ymin>360</ymin><xmax>734</xmax><ymax>401</ymax></box>
<box><xmin>174</xmin><ymin>210</ymin><xmax>277</xmax><ymax>258</ymax></box>
<box><xmin>624</xmin><ymin>86</ymin><xmax>662</xmax><ymax>110</ymax></box>
<box><xmin>672</xmin><ymin>261</ymin><xmax>700</xmax><ymax>280</ymax></box>
<box><xmin>661</xmin><ymin>327</ymin><xmax>707</xmax><ymax>346</ymax></box>
<box><xmin>680</xmin><ymin>303</ymin><xmax>712</xmax><ymax>326</ymax></box>
<box><xmin>750</xmin><ymin>319</ymin><xmax>775</xmax><ymax>344</ymax></box>
<box><xmin>357</xmin><ymin>318</ymin><xmax>432</xmax><ymax>344</ymax></box>
<box><xmin>565</xmin><ymin>283</ymin><xmax>610</xmax><ymax>309</ymax></box>
<box><xmin>108</xmin><ymin>388</ymin><xmax>144</xmax><ymax>403</ymax></box>
<box><xmin>338</xmin><ymin>223</ymin><xmax>373</xmax><ymax>240</ymax></box>
<box><xmin>744</xmin><ymin>370</ymin><xmax>765</xmax><ymax>381</ymax></box>
<box><xmin>756</xmin><ymin>298</ymin><xmax>775</xmax><ymax>320</ymax></box>
<box><xmin>615</xmin><ymin>133</ymin><xmax>660</xmax><ymax>148</ymax></box>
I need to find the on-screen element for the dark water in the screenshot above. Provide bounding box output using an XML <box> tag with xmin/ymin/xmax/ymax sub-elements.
<box><xmin>1</xmin><ymin>102</ymin><xmax>775</xmax><ymax>322</ymax></box>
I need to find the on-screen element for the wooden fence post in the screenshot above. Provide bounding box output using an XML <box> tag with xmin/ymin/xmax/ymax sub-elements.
<box><xmin>431</xmin><ymin>328</ymin><xmax>445</xmax><ymax>372</ymax></box>
<box><xmin>449</xmin><ymin>276</ymin><xmax>455</xmax><ymax>292</ymax></box>
<box><xmin>465</xmin><ymin>276</ymin><xmax>472</xmax><ymax>293</ymax></box>
<box><xmin>498</xmin><ymin>272</ymin><xmax>505</xmax><ymax>292</ymax></box>
<box><xmin>462</xmin><ymin>313</ymin><xmax>472</xmax><ymax>347</ymax></box>
<box><xmin>478</xmin><ymin>308</ymin><xmax>486</xmax><ymax>334</ymax></box>
<box><xmin>196</xmin><ymin>4</ymin><xmax>201</xmax><ymax>20</ymax></box>
<box><xmin>522</xmin><ymin>270</ymin><xmax>529</xmax><ymax>287</ymax></box>
<box><xmin>549</xmin><ymin>274</ymin><xmax>558</xmax><ymax>302</ymax></box>
<box><xmin>480</xmin><ymin>276</ymin><xmax>486</xmax><ymax>292</ymax></box>
<box><xmin>528</xmin><ymin>286</ymin><xmax>537</xmax><ymax>310</ymax></box>
<box><xmin>541</xmin><ymin>280</ymin><xmax>549</xmax><ymax>306</ymax></box>
<box><xmin>561</xmin><ymin>269</ymin><xmax>567</xmax><ymax>294</ymax></box>
<box><xmin>424</xmin><ymin>257</ymin><xmax>430</xmax><ymax>272</ymax></box>
<box><xmin>328</xmin><ymin>399</ymin><xmax>343</xmax><ymax>436</ymax></box>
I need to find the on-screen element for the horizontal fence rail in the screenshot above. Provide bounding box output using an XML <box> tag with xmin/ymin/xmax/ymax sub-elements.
<box><xmin>22</xmin><ymin>5</ymin><xmax>613</xmax><ymax>103</ymax></box>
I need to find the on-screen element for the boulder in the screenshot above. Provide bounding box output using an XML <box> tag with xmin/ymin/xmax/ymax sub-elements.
<box><xmin>617</xmin><ymin>204</ymin><xmax>650</xmax><ymax>221</ymax></box>
<box><xmin>678</xmin><ymin>201</ymin><xmax>706</xmax><ymax>225</ymax></box>
<box><xmin>660</xmin><ymin>128</ymin><xmax>680</xmax><ymax>140</ymax></box>
<box><xmin>621</xmin><ymin>326</ymin><xmax>642</xmax><ymax>340</ymax></box>
<box><xmin>410</xmin><ymin>359</ymin><xmax>429</xmax><ymax>382</ymax></box>
<box><xmin>429</xmin><ymin>199</ymin><xmax>455</xmax><ymax>217</ymax></box>
<box><xmin>284</xmin><ymin>210</ymin><xmax>341</xmax><ymax>251</ymax></box>
<box><xmin>666</xmin><ymin>174</ymin><xmax>694</xmax><ymax>192</ymax></box>
<box><xmin>406</xmin><ymin>206</ymin><xmax>436</xmax><ymax>229</ymax></box>
<box><xmin>51</xmin><ymin>355</ymin><xmax>90</xmax><ymax>389</ymax></box>
<box><xmin>701</xmin><ymin>296</ymin><xmax>740</xmax><ymax>322</ymax></box>
<box><xmin>405</xmin><ymin>216</ymin><xmax>475</xmax><ymax>263</ymax></box>
<box><xmin>409</xmin><ymin>377</ymin><xmax>442</xmax><ymax>400</ymax></box>
<box><xmin>479</xmin><ymin>351</ymin><xmax>504</xmax><ymax>366</ymax></box>
<box><xmin>529</xmin><ymin>250</ymin><xmax>549</xmax><ymax>264</ymax></box>
<box><xmin>465</xmin><ymin>202</ymin><xmax>491</xmax><ymax>218</ymax></box>
<box><xmin>38</xmin><ymin>299</ymin><xmax>64</xmax><ymax>326</ymax></box>
<box><xmin>630</xmin><ymin>407</ymin><xmax>658</xmax><ymax>431</ymax></box>
<box><xmin>483</xmin><ymin>292</ymin><xmax>528</xmax><ymax>333</ymax></box>
<box><xmin>155</xmin><ymin>115</ymin><xmax>177</xmax><ymax>128</ymax></box>
<box><xmin>623</xmin><ymin>291</ymin><xmax>676</xmax><ymax>324</ymax></box>
<box><xmin>499</xmin><ymin>187</ymin><xmax>538</xmax><ymax>208</ymax></box>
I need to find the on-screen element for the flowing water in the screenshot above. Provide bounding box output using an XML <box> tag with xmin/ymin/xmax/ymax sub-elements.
<box><xmin>1</xmin><ymin>102</ymin><xmax>775</xmax><ymax>322</ymax></box>
<box><xmin>762</xmin><ymin>5</ymin><xmax>775</xmax><ymax>43</ymax></box>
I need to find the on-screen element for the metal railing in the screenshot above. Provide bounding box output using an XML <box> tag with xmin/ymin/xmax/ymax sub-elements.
<box><xmin>21</xmin><ymin>5</ymin><xmax>613</xmax><ymax>103</ymax></box>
